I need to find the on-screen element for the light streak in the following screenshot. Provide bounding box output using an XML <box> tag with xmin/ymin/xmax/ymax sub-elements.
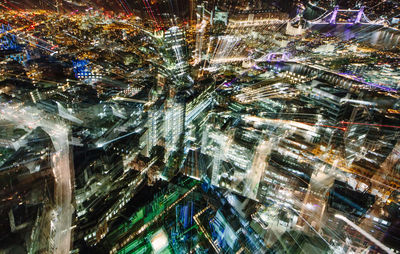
<box><xmin>118</xmin><ymin>0</ymin><xmax>130</xmax><ymax>15</ymax></box>
<box><xmin>335</xmin><ymin>214</ymin><xmax>395</xmax><ymax>254</ymax></box>
<box><xmin>96</xmin><ymin>130</ymin><xmax>139</xmax><ymax>148</ymax></box>
<box><xmin>290</xmin><ymin>207</ymin><xmax>332</xmax><ymax>248</ymax></box>
<box><xmin>340</xmin><ymin>121</ymin><xmax>400</xmax><ymax>129</ymax></box>
<box><xmin>142</xmin><ymin>0</ymin><xmax>159</xmax><ymax>29</ymax></box>
<box><xmin>121</xmin><ymin>0</ymin><xmax>133</xmax><ymax>14</ymax></box>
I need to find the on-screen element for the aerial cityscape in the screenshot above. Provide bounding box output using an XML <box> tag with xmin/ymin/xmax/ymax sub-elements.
<box><xmin>0</xmin><ymin>0</ymin><xmax>400</xmax><ymax>253</ymax></box>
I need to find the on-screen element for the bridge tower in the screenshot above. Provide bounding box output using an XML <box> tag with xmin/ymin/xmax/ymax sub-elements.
<box><xmin>355</xmin><ymin>6</ymin><xmax>365</xmax><ymax>24</ymax></box>
<box><xmin>329</xmin><ymin>6</ymin><xmax>339</xmax><ymax>24</ymax></box>
<box><xmin>55</xmin><ymin>0</ymin><xmax>63</xmax><ymax>14</ymax></box>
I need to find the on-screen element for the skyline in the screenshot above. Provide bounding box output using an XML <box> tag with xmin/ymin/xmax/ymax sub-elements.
<box><xmin>0</xmin><ymin>1</ymin><xmax>400</xmax><ymax>254</ymax></box>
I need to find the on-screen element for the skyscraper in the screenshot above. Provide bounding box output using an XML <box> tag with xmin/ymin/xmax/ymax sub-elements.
<box><xmin>157</xmin><ymin>26</ymin><xmax>191</xmax><ymax>88</ymax></box>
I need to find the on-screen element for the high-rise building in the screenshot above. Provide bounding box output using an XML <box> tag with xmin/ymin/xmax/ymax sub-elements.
<box><xmin>157</xmin><ymin>26</ymin><xmax>191</xmax><ymax>88</ymax></box>
<box><xmin>344</xmin><ymin>105</ymin><xmax>371</xmax><ymax>166</ymax></box>
<box><xmin>144</xmin><ymin>99</ymin><xmax>165</xmax><ymax>157</ymax></box>
<box><xmin>164</xmin><ymin>100</ymin><xmax>185</xmax><ymax>156</ymax></box>
<box><xmin>300</xmin><ymin>80</ymin><xmax>351</xmax><ymax>147</ymax></box>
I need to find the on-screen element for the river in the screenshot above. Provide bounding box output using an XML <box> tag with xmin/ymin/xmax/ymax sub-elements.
<box><xmin>309</xmin><ymin>24</ymin><xmax>400</xmax><ymax>49</ymax></box>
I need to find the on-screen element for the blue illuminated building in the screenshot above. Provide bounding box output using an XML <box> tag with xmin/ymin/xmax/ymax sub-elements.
<box><xmin>72</xmin><ymin>59</ymin><xmax>92</xmax><ymax>79</ymax></box>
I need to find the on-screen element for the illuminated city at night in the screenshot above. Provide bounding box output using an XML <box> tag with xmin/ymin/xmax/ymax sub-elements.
<box><xmin>0</xmin><ymin>0</ymin><xmax>400</xmax><ymax>253</ymax></box>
